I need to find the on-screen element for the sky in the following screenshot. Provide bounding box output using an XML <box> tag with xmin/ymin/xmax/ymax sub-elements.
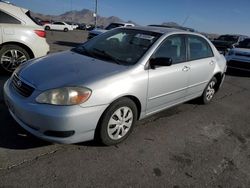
<box><xmin>10</xmin><ymin>0</ymin><xmax>250</xmax><ymax>36</ymax></box>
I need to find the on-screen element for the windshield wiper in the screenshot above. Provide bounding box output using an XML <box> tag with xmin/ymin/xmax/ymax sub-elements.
<box><xmin>92</xmin><ymin>48</ymin><xmax>121</xmax><ymax>65</ymax></box>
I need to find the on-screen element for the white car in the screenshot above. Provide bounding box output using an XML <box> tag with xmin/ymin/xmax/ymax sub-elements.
<box><xmin>88</xmin><ymin>22</ymin><xmax>135</xmax><ymax>39</ymax></box>
<box><xmin>226</xmin><ymin>38</ymin><xmax>250</xmax><ymax>71</ymax></box>
<box><xmin>0</xmin><ymin>1</ymin><xmax>50</xmax><ymax>72</ymax></box>
<box><xmin>44</xmin><ymin>22</ymin><xmax>73</xmax><ymax>32</ymax></box>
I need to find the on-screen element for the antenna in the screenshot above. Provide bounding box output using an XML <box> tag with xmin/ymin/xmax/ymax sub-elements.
<box><xmin>182</xmin><ymin>15</ymin><xmax>190</xmax><ymax>26</ymax></box>
<box><xmin>94</xmin><ymin>0</ymin><xmax>98</xmax><ymax>27</ymax></box>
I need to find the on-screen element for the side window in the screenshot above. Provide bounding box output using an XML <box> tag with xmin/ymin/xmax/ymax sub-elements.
<box><xmin>153</xmin><ymin>35</ymin><xmax>186</xmax><ymax>64</ymax></box>
<box><xmin>188</xmin><ymin>35</ymin><xmax>213</xmax><ymax>61</ymax></box>
<box><xmin>0</xmin><ymin>11</ymin><xmax>21</xmax><ymax>24</ymax></box>
<box><xmin>54</xmin><ymin>22</ymin><xmax>64</xmax><ymax>25</ymax></box>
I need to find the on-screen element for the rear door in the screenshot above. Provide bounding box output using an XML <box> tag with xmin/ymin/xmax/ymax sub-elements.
<box><xmin>186</xmin><ymin>35</ymin><xmax>215</xmax><ymax>97</ymax></box>
<box><xmin>147</xmin><ymin>34</ymin><xmax>189</xmax><ymax>114</ymax></box>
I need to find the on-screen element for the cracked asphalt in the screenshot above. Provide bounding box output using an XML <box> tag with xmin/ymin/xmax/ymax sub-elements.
<box><xmin>0</xmin><ymin>30</ymin><xmax>250</xmax><ymax>188</ymax></box>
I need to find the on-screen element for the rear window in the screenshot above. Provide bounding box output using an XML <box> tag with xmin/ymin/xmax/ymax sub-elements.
<box><xmin>0</xmin><ymin>10</ymin><xmax>21</xmax><ymax>24</ymax></box>
<box><xmin>25</xmin><ymin>11</ymin><xmax>41</xmax><ymax>25</ymax></box>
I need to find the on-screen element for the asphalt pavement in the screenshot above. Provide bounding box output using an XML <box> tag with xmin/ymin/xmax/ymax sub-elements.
<box><xmin>0</xmin><ymin>30</ymin><xmax>250</xmax><ymax>188</ymax></box>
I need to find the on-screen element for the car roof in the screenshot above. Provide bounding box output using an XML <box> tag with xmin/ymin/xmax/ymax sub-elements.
<box><xmin>220</xmin><ymin>34</ymin><xmax>248</xmax><ymax>37</ymax></box>
<box><xmin>111</xmin><ymin>22</ymin><xmax>134</xmax><ymax>25</ymax></box>
<box><xmin>126</xmin><ymin>26</ymin><xmax>192</xmax><ymax>35</ymax></box>
<box><xmin>148</xmin><ymin>24</ymin><xmax>195</xmax><ymax>32</ymax></box>
<box><xmin>0</xmin><ymin>1</ymin><xmax>37</xmax><ymax>25</ymax></box>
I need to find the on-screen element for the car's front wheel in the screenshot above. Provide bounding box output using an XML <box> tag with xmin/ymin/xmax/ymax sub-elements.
<box><xmin>99</xmin><ymin>98</ymin><xmax>138</xmax><ymax>146</ymax></box>
<box><xmin>201</xmin><ymin>77</ymin><xmax>217</xmax><ymax>104</ymax></box>
<box><xmin>64</xmin><ymin>28</ymin><xmax>69</xmax><ymax>32</ymax></box>
<box><xmin>45</xmin><ymin>26</ymin><xmax>50</xmax><ymax>30</ymax></box>
<box><xmin>0</xmin><ymin>45</ymin><xmax>30</xmax><ymax>73</ymax></box>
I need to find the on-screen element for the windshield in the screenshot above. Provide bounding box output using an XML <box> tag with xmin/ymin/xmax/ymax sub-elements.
<box><xmin>72</xmin><ymin>28</ymin><xmax>161</xmax><ymax>65</ymax></box>
<box><xmin>105</xmin><ymin>23</ymin><xmax>125</xmax><ymax>30</ymax></box>
<box><xmin>217</xmin><ymin>35</ymin><xmax>239</xmax><ymax>43</ymax></box>
<box><xmin>238</xmin><ymin>39</ymin><xmax>250</xmax><ymax>49</ymax></box>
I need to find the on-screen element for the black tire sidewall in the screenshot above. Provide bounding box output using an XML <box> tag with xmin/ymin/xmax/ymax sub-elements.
<box><xmin>0</xmin><ymin>45</ymin><xmax>30</xmax><ymax>73</ymax></box>
<box><xmin>64</xmin><ymin>28</ymin><xmax>68</xmax><ymax>32</ymax></box>
<box><xmin>202</xmin><ymin>77</ymin><xmax>217</xmax><ymax>104</ymax></box>
<box><xmin>99</xmin><ymin>98</ymin><xmax>138</xmax><ymax>146</ymax></box>
<box><xmin>45</xmin><ymin>26</ymin><xmax>50</xmax><ymax>30</ymax></box>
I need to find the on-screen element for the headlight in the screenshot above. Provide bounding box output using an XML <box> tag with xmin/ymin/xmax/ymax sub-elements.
<box><xmin>36</xmin><ymin>87</ymin><xmax>91</xmax><ymax>105</ymax></box>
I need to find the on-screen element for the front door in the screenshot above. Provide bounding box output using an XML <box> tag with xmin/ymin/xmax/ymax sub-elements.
<box><xmin>147</xmin><ymin>35</ymin><xmax>189</xmax><ymax>115</ymax></box>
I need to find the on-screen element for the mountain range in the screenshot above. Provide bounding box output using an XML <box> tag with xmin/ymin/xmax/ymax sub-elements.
<box><xmin>31</xmin><ymin>9</ymin><xmax>132</xmax><ymax>27</ymax></box>
<box><xmin>31</xmin><ymin>9</ymin><xmax>219</xmax><ymax>39</ymax></box>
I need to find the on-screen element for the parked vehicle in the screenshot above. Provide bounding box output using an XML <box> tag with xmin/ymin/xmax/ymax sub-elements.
<box><xmin>40</xmin><ymin>20</ymin><xmax>51</xmax><ymax>26</ymax></box>
<box><xmin>44</xmin><ymin>22</ymin><xmax>73</xmax><ymax>32</ymax></box>
<box><xmin>212</xmin><ymin>35</ymin><xmax>248</xmax><ymax>55</ymax></box>
<box><xmin>88</xmin><ymin>22</ymin><xmax>135</xmax><ymax>39</ymax></box>
<box><xmin>4</xmin><ymin>27</ymin><xmax>226</xmax><ymax>145</ymax></box>
<box><xmin>66</xmin><ymin>22</ymin><xmax>78</xmax><ymax>30</ymax></box>
<box><xmin>226</xmin><ymin>38</ymin><xmax>250</xmax><ymax>71</ymax></box>
<box><xmin>0</xmin><ymin>1</ymin><xmax>49</xmax><ymax>72</ymax></box>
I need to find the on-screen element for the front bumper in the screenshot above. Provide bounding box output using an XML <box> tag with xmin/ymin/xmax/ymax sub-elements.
<box><xmin>3</xmin><ymin>79</ymin><xmax>108</xmax><ymax>144</ymax></box>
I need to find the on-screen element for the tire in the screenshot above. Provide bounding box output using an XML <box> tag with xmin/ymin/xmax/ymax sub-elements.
<box><xmin>64</xmin><ymin>28</ymin><xmax>69</xmax><ymax>32</ymax></box>
<box><xmin>200</xmin><ymin>77</ymin><xmax>217</xmax><ymax>104</ymax></box>
<box><xmin>0</xmin><ymin>45</ymin><xmax>30</xmax><ymax>73</ymax></box>
<box><xmin>45</xmin><ymin>26</ymin><xmax>50</xmax><ymax>30</ymax></box>
<box><xmin>98</xmin><ymin>98</ymin><xmax>138</xmax><ymax>146</ymax></box>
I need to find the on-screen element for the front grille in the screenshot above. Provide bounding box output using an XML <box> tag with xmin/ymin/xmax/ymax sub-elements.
<box><xmin>11</xmin><ymin>74</ymin><xmax>34</xmax><ymax>97</ymax></box>
<box><xmin>227</xmin><ymin>60</ymin><xmax>250</xmax><ymax>70</ymax></box>
<box><xmin>235</xmin><ymin>53</ymin><xmax>250</xmax><ymax>58</ymax></box>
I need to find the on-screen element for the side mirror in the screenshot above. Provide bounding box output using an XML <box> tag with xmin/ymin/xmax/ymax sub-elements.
<box><xmin>150</xmin><ymin>57</ymin><xmax>172</xmax><ymax>69</ymax></box>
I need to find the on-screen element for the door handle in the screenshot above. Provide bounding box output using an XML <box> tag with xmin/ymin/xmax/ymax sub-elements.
<box><xmin>182</xmin><ymin>66</ymin><xmax>190</xmax><ymax>72</ymax></box>
<box><xmin>209</xmin><ymin>60</ymin><xmax>215</xmax><ymax>65</ymax></box>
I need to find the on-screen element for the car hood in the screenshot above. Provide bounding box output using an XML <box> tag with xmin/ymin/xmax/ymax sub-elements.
<box><xmin>18</xmin><ymin>51</ymin><xmax>127</xmax><ymax>91</ymax></box>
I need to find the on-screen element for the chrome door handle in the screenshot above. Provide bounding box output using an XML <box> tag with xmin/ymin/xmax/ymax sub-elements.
<box><xmin>209</xmin><ymin>60</ymin><xmax>215</xmax><ymax>65</ymax></box>
<box><xmin>182</xmin><ymin>66</ymin><xmax>190</xmax><ymax>72</ymax></box>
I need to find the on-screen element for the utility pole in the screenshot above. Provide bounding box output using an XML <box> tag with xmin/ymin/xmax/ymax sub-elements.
<box><xmin>94</xmin><ymin>0</ymin><xmax>98</xmax><ymax>27</ymax></box>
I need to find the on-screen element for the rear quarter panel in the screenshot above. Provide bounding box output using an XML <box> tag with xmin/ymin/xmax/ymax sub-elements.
<box><xmin>1</xmin><ymin>24</ymin><xmax>49</xmax><ymax>57</ymax></box>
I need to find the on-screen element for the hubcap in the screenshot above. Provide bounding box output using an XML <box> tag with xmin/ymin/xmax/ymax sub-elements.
<box><xmin>0</xmin><ymin>49</ymin><xmax>27</xmax><ymax>72</ymax></box>
<box><xmin>107</xmin><ymin>107</ymin><xmax>133</xmax><ymax>140</ymax></box>
<box><xmin>206</xmin><ymin>81</ymin><xmax>216</xmax><ymax>101</ymax></box>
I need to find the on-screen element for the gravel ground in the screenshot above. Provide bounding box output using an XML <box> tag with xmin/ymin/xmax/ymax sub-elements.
<box><xmin>0</xmin><ymin>30</ymin><xmax>250</xmax><ymax>188</ymax></box>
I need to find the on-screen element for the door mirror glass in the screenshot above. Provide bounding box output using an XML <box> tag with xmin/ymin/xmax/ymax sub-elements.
<box><xmin>150</xmin><ymin>57</ymin><xmax>172</xmax><ymax>69</ymax></box>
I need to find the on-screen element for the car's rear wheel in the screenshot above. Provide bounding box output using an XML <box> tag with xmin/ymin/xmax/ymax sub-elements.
<box><xmin>200</xmin><ymin>77</ymin><xmax>217</xmax><ymax>104</ymax></box>
<box><xmin>45</xmin><ymin>26</ymin><xmax>50</xmax><ymax>30</ymax></box>
<box><xmin>98</xmin><ymin>98</ymin><xmax>137</xmax><ymax>146</ymax></box>
<box><xmin>0</xmin><ymin>45</ymin><xmax>30</xmax><ymax>73</ymax></box>
<box><xmin>64</xmin><ymin>28</ymin><xmax>69</xmax><ymax>32</ymax></box>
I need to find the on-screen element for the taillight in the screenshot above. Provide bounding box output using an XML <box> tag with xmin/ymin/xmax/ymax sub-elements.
<box><xmin>34</xmin><ymin>30</ymin><xmax>46</xmax><ymax>38</ymax></box>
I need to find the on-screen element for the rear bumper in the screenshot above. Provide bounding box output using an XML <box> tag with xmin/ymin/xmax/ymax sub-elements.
<box><xmin>32</xmin><ymin>39</ymin><xmax>50</xmax><ymax>58</ymax></box>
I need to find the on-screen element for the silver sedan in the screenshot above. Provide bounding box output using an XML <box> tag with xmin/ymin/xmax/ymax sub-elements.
<box><xmin>4</xmin><ymin>26</ymin><xmax>227</xmax><ymax>145</ymax></box>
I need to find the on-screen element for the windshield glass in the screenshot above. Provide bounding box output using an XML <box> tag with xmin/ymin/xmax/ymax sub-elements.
<box><xmin>72</xmin><ymin>28</ymin><xmax>162</xmax><ymax>65</ymax></box>
<box><xmin>217</xmin><ymin>35</ymin><xmax>239</xmax><ymax>43</ymax></box>
<box><xmin>238</xmin><ymin>39</ymin><xmax>250</xmax><ymax>49</ymax></box>
<box><xmin>105</xmin><ymin>23</ymin><xmax>124</xmax><ymax>30</ymax></box>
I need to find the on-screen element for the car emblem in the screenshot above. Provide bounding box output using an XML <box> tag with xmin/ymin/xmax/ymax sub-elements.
<box><xmin>16</xmin><ymin>80</ymin><xmax>22</xmax><ymax>88</ymax></box>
